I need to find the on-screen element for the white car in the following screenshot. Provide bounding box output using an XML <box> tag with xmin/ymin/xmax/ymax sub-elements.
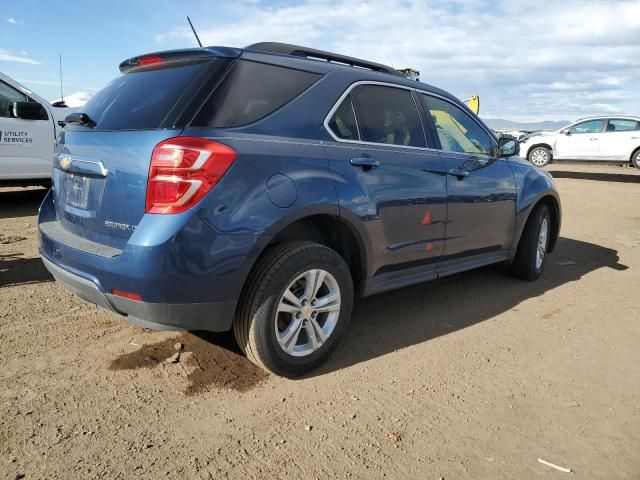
<box><xmin>519</xmin><ymin>116</ymin><xmax>640</xmax><ymax>168</ymax></box>
<box><xmin>0</xmin><ymin>72</ymin><xmax>77</xmax><ymax>186</ymax></box>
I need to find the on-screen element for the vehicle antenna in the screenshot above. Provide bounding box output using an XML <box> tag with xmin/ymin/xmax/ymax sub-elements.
<box><xmin>186</xmin><ymin>16</ymin><xmax>203</xmax><ymax>47</ymax></box>
<box><xmin>59</xmin><ymin>54</ymin><xmax>64</xmax><ymax>103</ymax></box>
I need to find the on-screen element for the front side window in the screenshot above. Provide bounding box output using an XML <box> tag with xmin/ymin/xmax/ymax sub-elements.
<box><xmin>607</xmin><ymin>119</ymin><xmax>639</xmax><ymax>132</ymax></box>
<box><xmin>0</xmin><ymin>80</ymin><xmax>29</xmax><ymax>118</ymax></box>
<box><xmin>421</xmin><ymin>94</ymin><xmax>493</xmax><ymax>156</ymax></box>
<box><xmin>567</xmin><ymin>120</ymin><xmax>604</xmax><ymax>134</ymax></box>
<box><xmin>350</xmin><ymin>85</ymin><xmax>425</xmax><ymax>147</ymax></box>
<box><xmin>327</xmin><ymin>94</ymin><xmax>359</xmax><ymax>140</ymax></box>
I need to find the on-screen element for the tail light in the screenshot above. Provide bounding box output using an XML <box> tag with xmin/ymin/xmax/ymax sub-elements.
<box><xmin>146</xmin><ymin>137</ymin><xmax>236</xmax><ymax>214</ymax></box>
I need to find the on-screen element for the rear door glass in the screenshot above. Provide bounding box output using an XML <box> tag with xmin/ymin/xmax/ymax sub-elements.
<box><xmin>350</xmin><ymin>85</ymin><xmax>425</xmax><ymax>148</ymax></box>
<box><xmin>192</xmin><ymin>60</ymin><xmax>321</xmax><ymax>128</ymax></box>
<box><xmin>81</xmin><ymin>60</ymin><xmax>221</xmax><ymax>130</ymax></box>
<box><xmin>607</xmin><ymin>119</ymin><xmax>639</xmax><ymax>132</ymax></box>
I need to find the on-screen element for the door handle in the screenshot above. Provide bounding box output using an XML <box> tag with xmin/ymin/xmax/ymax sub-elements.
<box><xmin>589</xmin><ymin>137</ymin><xmax>599</xmax><ymax>141</ymax></box>
<box><xmin>447</xmin><ymin>168</ymin><xmax>469</xmax><ymax>178</ymax></box>
<box><xmin>350</xmin><ymin>157</ymin><xmax>380</xmax><ymax>168</ymax></box>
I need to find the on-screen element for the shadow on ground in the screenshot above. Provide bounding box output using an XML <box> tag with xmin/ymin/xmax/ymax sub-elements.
<box><xmin>110</xmin><ymin>237</ymin><xmax>626</xmax><ymax>389</ymax></box>
<box><xmin>548</xmin><ymin>169</ymin><xmax>640</xmax><ymax>184</ymax></box>
<box><xmin>0</xmin><ymin>187</ymin><xmax>48</xmax><ymax>220</ymax></box>
<box><xmin>315</xmin><ymin>237</ymin><xmax>625</xmax><ymax>375</ymax></box>
<box><xmin>0</xmin><ymin>254</ymin><xmax>53</xmax><ymax>288</ymax></box>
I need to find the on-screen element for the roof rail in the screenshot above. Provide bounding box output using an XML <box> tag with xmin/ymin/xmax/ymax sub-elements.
<box><xmin>245</xmin><ymin>42</ymin><xmax>401</xmax><ymax>76</ymax></box>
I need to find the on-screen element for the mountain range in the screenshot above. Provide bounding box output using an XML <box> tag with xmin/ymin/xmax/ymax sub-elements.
<box><xmin>483</xmin><ymin>118</ymin><xmax>570</xmax><ymax>131</ymax></box>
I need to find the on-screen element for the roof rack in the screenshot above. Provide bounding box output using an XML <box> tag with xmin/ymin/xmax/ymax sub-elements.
<box><xmin>245</xmin><ymin>42</ymin><xmax>401</xmax><ymax>76</ymax></box>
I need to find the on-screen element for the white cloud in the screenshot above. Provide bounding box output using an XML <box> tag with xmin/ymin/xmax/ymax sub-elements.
<box><xmin>0</xmin><ymin>49</ymin><xmax>40</xmax><ymax>65</ymax></box>
<box><xmin>50</xmin><ymin>91</ymin><xmax>93</xmax><ymax>107</ymax></box>
<box><xmin>5</xmin><ymin>17</ymin><xmax>23</xmax><ymax>25</ymax></box>
<box><xmin>155</xmin><ymin>0</ymin><xmax>640</xmax><ymax>121</ymax></box>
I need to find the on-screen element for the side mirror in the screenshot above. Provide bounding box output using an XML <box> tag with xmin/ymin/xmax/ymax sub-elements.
<box><xmin>563</xmin><ymin>130</ymin><xmax>571</xmax><ymax>136</ymax></box>
<box><xmin>11</xmin><ymin>101</ymin><xmax>49</xmax><ymax>121</ymax></box>
<box><xmin>498</xmin><ymin>136</ymin><xmax>519</xmax><ymax>157</ymax></box>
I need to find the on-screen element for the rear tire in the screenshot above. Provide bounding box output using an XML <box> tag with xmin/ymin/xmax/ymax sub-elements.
<box><xmin>233</xmin><ymin>241</ymin><xmax>354</xmax><ymax>377</ymax></box>
<box><xmin>632</xmin><ymin>150</ymin><xmax>640</xmax><ymax>169</ymax></box>
<box><xmin>528</xmin><ymin>146</ymin><xmax>552</xmax><ymax>167</ymax></box>
<box><xmin>509</xmin><ymin>205</ymin><xmax>551</xmax><ymax>281</ymax></box>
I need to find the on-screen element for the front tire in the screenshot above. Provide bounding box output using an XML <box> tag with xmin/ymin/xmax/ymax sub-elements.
<box><xmin>528</xmin><ymin>146</ymin><xmax>552</xmax><ymax>167</ymax></box>
<box><xmin>233</xmin><ymin>241</ymin><xmax>354</xmax><ymax>377</ymax></box>
<box><xmin>509</xmin><ymin>205</ymin><xmax>551</xmax><ymax>281</ymax></box>
<box><xmin>632</xmin><ymin>150</ymin><xmax>640</xmax><ymax>169</ymax></box>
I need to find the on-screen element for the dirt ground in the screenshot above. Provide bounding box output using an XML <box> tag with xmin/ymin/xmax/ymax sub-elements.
<box><xmin>1</xmin><ymin>163</ymin><xmax>639</xmax><ymax>479</ymax></box>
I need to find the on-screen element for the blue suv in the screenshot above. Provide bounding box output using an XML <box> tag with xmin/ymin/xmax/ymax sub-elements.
<box><xmin>38</xmin><ymin>43</ymin><xmax>561</xmax><ymax>376</ymax></box>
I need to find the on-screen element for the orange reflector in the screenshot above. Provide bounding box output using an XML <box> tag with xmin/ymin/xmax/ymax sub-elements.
<box><xmin>111</xmin><ymin>289</ymin><xmax>143</xmax><ymax>301</ymax></box>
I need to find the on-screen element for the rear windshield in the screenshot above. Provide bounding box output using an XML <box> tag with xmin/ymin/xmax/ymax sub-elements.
<box><xmin>80</xmin><ymin>60</ymin><xmax>220</xmax><ymax>130</ymax></box>
<box><xmin>192</xmin><ymin>60</ymin><xmax>321</xmax><ymax>128</ymax></box>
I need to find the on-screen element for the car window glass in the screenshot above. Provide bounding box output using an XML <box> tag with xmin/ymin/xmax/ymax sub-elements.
<box><xmin>421</xmin><ymin>94</ymin><xmax>493</xmax><ymax>156</ymax></box>
<box><xmin>82</xmin><ymin>60</ymin><xmax>218</xmax><ymax>130</ymax></box>
<box><xmin>350</xmin><ymin>85</ymin><xmax>425</xmax><ymax>147</ymax></box>
<box><xmin>193</xmin><ymin>60</ymin><xmax>321</xmax><ymax>128</ymax></box>
<box><xmin>568</xmin><ymin>120</ymin><xmax>604</xmax><ymax>134</ymax></box>
<box><xmin>607</xmin><ymin>119</ymin><xmax>639</xmax><ymax>132</ymax></box>
<box><xmin>0</xmin><ymin>80</ymin><xmax>28</xmax><ymax>118</ymax></box>
<box><xmin>328</xmin><ymin>95</ymin><xmax>359</xmax><ymax>140</ymax></box>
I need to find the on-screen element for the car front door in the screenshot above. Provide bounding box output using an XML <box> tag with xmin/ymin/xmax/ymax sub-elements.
<box><xmin>554</xmin><ymin>119</ymin><xmax>605</xmax><ymax>160</ymax></box>
<box><xmin>599</xmin><ymin>119</ymin><xmax>640</xmax><ymax>160</ymax></box>
<box><xmin>323</xmin><ymin>84</ymin><xmax>447</xmax><ymax>285</ymax></box>
<box><xmin>0</xmin><ymin>79</ymin><xmax>54</xmax><ymax>180</ymax></box>
<box><xmin>418</xmin><ymin>93</ymin><xmax>517</xmax><ymax>275</ymax></box>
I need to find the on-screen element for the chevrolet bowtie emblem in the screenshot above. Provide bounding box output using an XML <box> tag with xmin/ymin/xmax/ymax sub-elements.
<box><xmin>59</xmin><ymin>156</ymin><xmax>72</xmax><ymax>170</ymax></box>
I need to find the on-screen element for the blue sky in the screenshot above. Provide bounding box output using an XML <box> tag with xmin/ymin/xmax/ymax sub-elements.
<box><xmin>1</xmin><ymin>0</ymin><xmax>639</xmax><ymax>121</ymax></box>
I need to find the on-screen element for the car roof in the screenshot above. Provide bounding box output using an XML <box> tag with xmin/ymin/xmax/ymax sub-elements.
<box><xmin>574</xmin><ymin>115</ymin><xmax>640</xmax><ymax>123</ymax></box>
<box><xmin>120</xmin><ymin>43</ymin><xmax>462</xmax><ymax>107</ymax></box>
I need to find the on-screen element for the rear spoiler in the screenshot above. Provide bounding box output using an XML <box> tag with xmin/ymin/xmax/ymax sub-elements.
<box><xmin>119</xmin><ymin>46</ymin><xmax>242</xmax><ymax>73</ymax></box>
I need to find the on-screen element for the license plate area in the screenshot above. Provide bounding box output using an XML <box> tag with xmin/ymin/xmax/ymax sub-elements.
<box><xmin>64</xmin><ymin>174</ymin><xmax>91</xmax><ymax>209</ymax></box>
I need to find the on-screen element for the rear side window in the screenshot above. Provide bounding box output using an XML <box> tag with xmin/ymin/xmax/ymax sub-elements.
<box><xmin>193</xmin><ymin>61</ymin><xmax>321</xmax><ymax>128</ymax></box>
<box><xmin>350</xmin><ymin>85</ymin><xmax>425</xmax><ymax>147</ymax></box>
<box><xmin>607</xmin><ymin>119</ymin><xmax>639</xmax><ymax>132</ymax></box>
<box><xmin>421</xmin><ymin>94</ymin><xmax>493</xmax><ymax>156</ymax></box>
<box><xmin>327</xmin><ymin>95</ymin><xmax>359</xmax><ymax>140</ymax></box>
<box><xmin>81</xmin><ymin>60</ymin><xmax>219</xmax><ymax>130</ymax></box>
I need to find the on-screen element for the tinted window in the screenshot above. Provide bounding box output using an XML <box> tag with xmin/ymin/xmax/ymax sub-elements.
<box><xmin>568</xmin><ymin>120</ymin><xmax>604</xmax><ymax>134</ymax></box>
<box><xmin>351</xmin><ymin>85</ymin><xmax>425</xmax><ymax>147</ymax></box>
<box><xmin>193</xmin><ymin>61</ymin><xmax>320</xmax><ymax>128</ymax></box>
<box><xmin>421</xmin><ymin>94</ymin><xmax>493</xmax><ymax>156</ymax></box>
<box><xmin>81</xmin><ymin>60</ymin><xmax>217</xmax><ymax>130</ymax></box>
<box><xmin>328</xmin><ymin>95</ymin><xmax>359</xmax><ymax>140</ymax></box>
<box><xmin>0</xmin><ymin>80</ymin><xmax>28</xmax><ymax>118</ymax></box>
<box><xmin>607</xmin><ymin>119</ymin><xmax>639</xmax><ymax>132</ymax></box>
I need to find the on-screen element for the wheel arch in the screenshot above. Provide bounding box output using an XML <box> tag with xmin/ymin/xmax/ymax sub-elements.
<box><xmin>251</xmin><ymin>207</ymin><xmax>368</xmax><ymax>295</ymax></box>
<box><xmin>527</xmin><ymin>143</ymin><xmax>554</xmax><ymax>161</ymax></box>
<box><xmin>512</xmin><ymin>192</ymin><xmax>561</xmax><ymax>259</ymax></box>
<box><xmin>630</xmin><ymin>146</ymin><xmax>640</xmax><ymax>166</ymax></box>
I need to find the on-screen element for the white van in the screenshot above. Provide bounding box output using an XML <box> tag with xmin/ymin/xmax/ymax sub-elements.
<box><xmin>0</xmin><ymin>72</ymin><xmax>77</xmax><ymax>186</ymax></box>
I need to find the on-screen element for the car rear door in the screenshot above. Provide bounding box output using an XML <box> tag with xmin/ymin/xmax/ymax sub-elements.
<box><xmin>323</xmin><ymin>83</ymin><xmax>447</xmax><ymax>283</ymax></box>
<box><xmin>50</xmin><ymin>55</ymin><xmax>231</xmax><ymax>250</ymax></box>
<box><xmin>418</xmin><ymin>93</ymin><xmax>517</xmax><ymax>274</ymax></box>
<box><xmin>599</xmin><ymin>119</ymin><xmax>640</xmax><ymax>160</ymax></box>
<box><xmin>555</xmin><ymin>119</ymin><xmax>604</xmax><ymax>160</ymax></box>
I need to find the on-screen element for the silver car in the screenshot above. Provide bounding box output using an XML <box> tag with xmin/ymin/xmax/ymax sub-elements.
<box><xmin>519</xmin><ymin>116</ymin><xmax>640</xmax><ymax>168</ymax></box>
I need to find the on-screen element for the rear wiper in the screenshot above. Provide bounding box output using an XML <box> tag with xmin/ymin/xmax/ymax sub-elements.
<box><xmin>64</xmin><ymin>112</ymin><xmax>96</xmax><ymax>128</ymax></box>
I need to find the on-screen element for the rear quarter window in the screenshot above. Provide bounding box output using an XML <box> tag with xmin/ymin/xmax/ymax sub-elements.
<box><xmin>192</xmin><ymin>60</ymin><xmax>321</xmax><ymax>128</ymax></box>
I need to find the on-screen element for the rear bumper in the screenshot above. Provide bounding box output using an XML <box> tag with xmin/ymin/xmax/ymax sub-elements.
<box><xmin>42</xmin><ymin>255</ymin><xmax>236</xmax><ymax>331</ymax></box>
